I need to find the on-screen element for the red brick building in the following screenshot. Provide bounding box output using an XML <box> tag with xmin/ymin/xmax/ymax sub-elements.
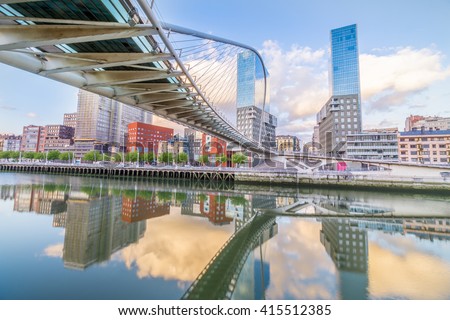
<box><xmin>201</xmin><ymin>134</ymin><xmax>228</xmax><ymax>167</ymax></box>
<box><xmin>127</xmin><ymin>122</ymin><xmax>173</xmax><ymax>155</ymax></box>
<box><xmin>200</xmin><ymin>195</ymin><xmax>233</xmax><ymax>225</ymax></box>
<box><xmin>121</xmin><ymin>195</ymin><xmax>170</xmax><ymax>223</ymax></box>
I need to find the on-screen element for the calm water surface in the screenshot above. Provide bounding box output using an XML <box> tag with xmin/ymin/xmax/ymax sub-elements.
<box><xmin>1</xmin><ymin>173</ymin><xmax>450</xmax><ymax>300</ymax></box>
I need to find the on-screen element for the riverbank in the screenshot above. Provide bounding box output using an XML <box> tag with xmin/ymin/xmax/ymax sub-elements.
<box><xmin>0</xmin><ymin>162</ymin><xmax>449</xmax><ymax>193</ymax></box>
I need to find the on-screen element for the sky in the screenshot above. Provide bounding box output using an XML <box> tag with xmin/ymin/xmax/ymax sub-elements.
<box><xmin>1</xmin><ymin>0</ymin><xmax>450</xmax><ymax>142</ymax></box>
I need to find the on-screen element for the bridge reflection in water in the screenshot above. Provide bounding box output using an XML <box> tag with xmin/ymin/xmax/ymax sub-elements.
<box><xmin>182</xmin><ymin>214</ymin><xmax>277</xmax><ymax>300</ymax></box>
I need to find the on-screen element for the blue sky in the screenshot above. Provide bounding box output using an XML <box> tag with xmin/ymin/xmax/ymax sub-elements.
<box><xmin>1</xmin><ymin>0</ymin><xmax>450</xmax><ymax>140</ymax></box>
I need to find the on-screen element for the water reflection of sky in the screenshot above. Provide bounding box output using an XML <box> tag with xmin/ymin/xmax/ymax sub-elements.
<box><xmin>257</xmin><ymin>217</ymin><xmax>450</xmax><ymax>300</ymax></box>
<box><xmin>263</xmin><ymin>218</ymin><xmax>338</xmax><ymax>299</ymax></box>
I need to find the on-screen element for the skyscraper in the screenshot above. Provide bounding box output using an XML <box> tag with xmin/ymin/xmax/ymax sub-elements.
<box><xmin>330</xmin><ymin>24</ymin><xmax>361</xmax><ymax>97</ymax></box>
<box><xmin>236</xmin><ymin>52</ymin><xmax>277</xmax><ymax>149</ymax></box>
<box><xmin>316</xmin><ymin>24</ymin><xmax>362</xmax><ymax>157</ymax></box>
<box><xmin>237</xmin><ymin>51</ymin><xmax>268</xmax><ymax>111</ymax></box>
<box><xmin>75</xmin><ymin>89</ymin><xmax>153</xmax><ymax>153</ymax></box>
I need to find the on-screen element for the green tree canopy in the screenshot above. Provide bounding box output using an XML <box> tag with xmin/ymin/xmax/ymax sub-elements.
<box><xmin>158</xmin><ymin>152</ymin><xmax>173</xmax><ymax>164</ymax></box>
<box><xmin>216</xmin><ymin>153</ymin><xmax>228</xmax><ymax>166</ymax></box>
<box><xmin>10</xmin><ymin>151</ymin><xmax>20</xmax><ymax>159</ymax></box>
<box><xmin>112</xmin><ymin>153</ymin><xmax>122</xmax><ymax>162</ymax></box>
<box><xmin>83</xmin><ymin>150</ymin><xmax>101</xmax><ymax>162</ymax></box>
<box><xmin>34</xmin><ymin>152</ymin><xmax>45</xmax><ymax>160</ymax></box>
<box><xmin>23</xmin><ymin>151</ymin><xmax>36</xmax><ymax>159</ymax></box>
<box><xmin>232</xmin><ymin>152</ymin><xmax>247</xmax><ymax>166</ymax></box>
<box><xmin>142</xmin><ymin>152</ymin><xmax>155</xmax><ymax>163</ymax></box>
<box><xmin>198</xmin><ymin>155</ymin><xmax>209</xmax><ymax>166</ymax></box>
<box><xmin>175</xmin><ymin>152</ymin><xmax>188</xmax><ymax>164</ymax></box>
<box><xmin>126</xmin><ymin>151</ymin><xmax>138</xmax><ymax>163</ymax></box>
<box><xmin>47</xmin><ymin>150</ymin><xmax>61</xmax><ymax>161</ymax></box>
<box><xmin>59</xmin><ymin>152</ymin><xmax>74</xmax><ymax>161</ymax></box>
<box><xmin>0</xmin><ymin>151</ymin><xmax>11</xmax><ymax>159</ymax></box>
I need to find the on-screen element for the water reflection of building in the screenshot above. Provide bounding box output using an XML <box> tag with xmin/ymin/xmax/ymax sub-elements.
<box><xmin>200</xmin><ymin>194</ymin><xmax>233</xmax><ymax>225</ymax></box>
<box><xmin>63</xmin><ymin>195</ymin><xmax>146</xmax><ymax>270</ymax></box>
<box><xmin>320</xmin><ymin>218</ymin><xmax>368</xmax><ymax>300</ymax></box>
<box><xmin>404</xmin><ymin>219</ymin><xmax>450</xmax><ymax>241</ymax></box>
<box><xmin>226</xmin><ymin>195</ymin><xmax>253</xmax><ymax>232</ymax></box>
<box><xmin>0</xmin><ymin>185</ymin><xmax>15</xmax><ymax>200</ymax></box>
<box><xmin>13</xmin><ymin>185</ymin><xmax>67</xmax><ymax>215</ymax></box>
<box><xmin>121</xmin><ymin>195</ymin><xmax>169</xmax><ymax>223</ymax></box>
<box><xmin>52</xmin><ymin>212</ymin><xmax>67</xmax><ymax>228</ymax></box>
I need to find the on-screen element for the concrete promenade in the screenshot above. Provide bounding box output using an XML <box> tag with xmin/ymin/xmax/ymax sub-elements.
<box><xmin>0</xmin><ymin>162</ymin><xmax>449</xmax><ymax>192</ymax></box>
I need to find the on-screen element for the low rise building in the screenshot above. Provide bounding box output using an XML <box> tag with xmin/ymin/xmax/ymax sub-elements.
<box><xmin>276</xmin><ymin>135</ymin><xmax>301</xmax><ymax>153</ymax></box>
<box><xmin>1</xmin><ymin>134</ymin><xmax>22</xmax><ymax>152</ymax></box>
<box><xmin>346</xmin><ymin>128</ymin><xmax>398</xmax><ymax>161</ymax></box>
<box><xmin>43</xmin><ymin>124</ymin><xmax>75</xmax><ymax>152</ymax></box>
<box><xmin>127</xmin><ymin>122</ymin><xmax>173</xmax><ymax>155</ymax></box>
<box><xmin>398</xmin><ymin>129</ymin><xmax>450</xmax><ymax>165</ymax></box>
<box><xmin>20</xmin><ymin>125</ymin><xmax>44</xmax><ymax>152</ymax></box>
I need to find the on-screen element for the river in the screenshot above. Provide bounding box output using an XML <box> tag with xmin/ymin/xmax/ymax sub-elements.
<box><xmin>1</xmin><ymin>172</ymin><xmax>450</xmax><ymax>300</ymax></box>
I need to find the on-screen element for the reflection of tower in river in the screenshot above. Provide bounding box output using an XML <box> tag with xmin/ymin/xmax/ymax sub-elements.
<box><xmin>320</xmin><ymin>218</ymin><xmax>368</xmax><ymax>299</ymax></box>
<box><xmin>63</xmin><ymin>195</ymin><xmax>146</xmax><ymax>270</ymax></box>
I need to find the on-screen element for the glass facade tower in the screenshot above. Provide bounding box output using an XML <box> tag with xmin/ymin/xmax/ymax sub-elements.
<box><xmin>330</xmin><ymin>24</ymin><xmax>361</xmax><ymax>96</ymax></box>
<box><xmin>237</xmin><ymin>51</ymin><xmax>269</xmax><ymax>112</ymax></box>
<box><xmin>236</xmin><ymin>51</ymin><xmax>276</xmax><ymax>150</ymax></box>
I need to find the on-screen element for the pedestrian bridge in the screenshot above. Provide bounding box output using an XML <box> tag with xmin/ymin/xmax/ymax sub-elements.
<box><xmin>0</xmin><ymin>0</ymin><xmax>271</xmax><ymax>154</ymax></box>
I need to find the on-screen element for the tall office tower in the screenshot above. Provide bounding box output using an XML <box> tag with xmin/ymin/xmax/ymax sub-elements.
<box><xmin>330</xmin><ymin>24</ymin><xmax>361</xmax><ymax>98</ymax></box>
<box><xmin>317</xmin><ymin>24</ymin><xmax>362</xmax><ymax>156</ymax></box>
<box><xmin>75</xmin><ymin>89</ymin><xmax>153</xmax><ymax>151</ymax></box>
<box><xmin>236</xmin><ymin>52</ymin><xmax>277</xmax><ymax>149</ymax></box>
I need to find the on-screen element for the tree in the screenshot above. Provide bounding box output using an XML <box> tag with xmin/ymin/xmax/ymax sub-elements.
<box><xmin>216</xmin><ymin>153</ymin><xmax>228</xmax><ymax>167</ymax></box>
<box><xmin>23</xmin><ymin>151</ymin><xmax>36</xmax><ymax>160</ymax></box>
<box><xmin>198</xmin><ymin>155</ymin><xmax>209</xmax><ymax>166</ymax></box>
<box><xmin>143</xmin><ymin>152</ymin><xmax>155</xmax><ymax>163</ymax></box>
<box><xmin>83</xmin><ymin>150</ymin><xmax>101</xmax><ymax>162</ymax></box>
<box><xmin>158</xmin><ymin>152</ymin><xmax>173</xmax><ymax>164</ymax></box>
<box><xmin>232</xmin><ymin>152</ymin><xmax>247</xmax><ymax>167</ymax></box>
<box><xmin>126</xmin><ymin>151</ymin><xmax>138</xmax><ymax>163</ymax></box>
<box><xmin>10</xmin><ymin>151</ymin><xmax>20</xmax><ymax>160</ymax></box>
<box><xmin>175</xmin><ymin>152</ymin><xmax>188</xmax><ymax>164</ymax></box>
<box><xmin>0</xmin><ymin>151</ymin><xmax>11</xmax><ymax>159</ymax></box>
<box><xmin>59</xmin><ymin>152</ymin><xmax>74</xmax><ymax>162</ymax></box>
<box><xmin>47</xmin><ymin>150</ymin><xmax>61</xmax><ymax>161</ymax></box>
<box><xmin>34</xmin><ymin>152</ymin><xmax>45</xmax><ymax>160</ymax></box>
<box><xmin>112</xmin><ymin>153</ymin><xmax>122</xmax><ymax>163</ymax></box>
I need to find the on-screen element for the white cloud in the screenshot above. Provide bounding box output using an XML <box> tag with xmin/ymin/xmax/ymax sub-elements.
<box><xmin>26</xmin><ymin>112</ymin><xmax>38</xmax><ymax>118</ymax></box>
<box><xmin>119</xmin><ymin>214</ymin><xmax>233</xmax><ymax>282</ymax></box>
<box><xmin>43</xmin><ymin>243</ymin><xmax>64</xmax><ymax>258</ymax></box>
<box><xmin>261</xmin><ymin>40</ymin><xmax>328</xmax><ymax>138</ymax></box>
<box><xmin>360</xmin><ymin>47</ymin><xmax>450</xmax><ymax>111</ymax></box>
